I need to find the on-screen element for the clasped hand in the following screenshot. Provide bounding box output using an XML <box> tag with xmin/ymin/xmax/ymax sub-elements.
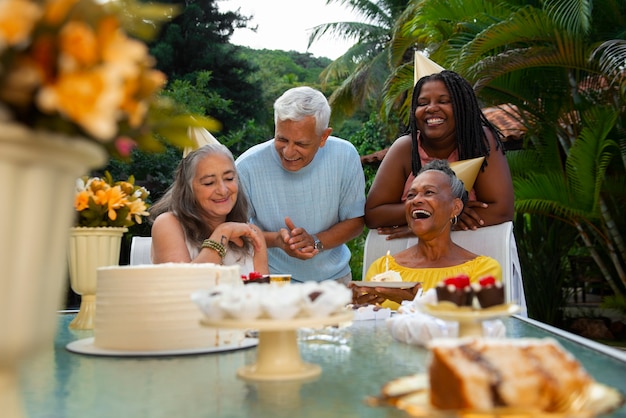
<box><xmin>277</xmin><ymin>216</ymin><xmax>319</xmax><ymax>260</ymax></box>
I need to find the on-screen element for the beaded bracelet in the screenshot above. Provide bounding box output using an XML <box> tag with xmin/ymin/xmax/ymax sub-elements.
<box><xmin>201</xmin><ymin>239</ymin><xmax>226</xmax><ymax>260</ymax></box>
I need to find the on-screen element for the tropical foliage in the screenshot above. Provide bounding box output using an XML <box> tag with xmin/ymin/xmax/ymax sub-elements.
<box><xmin>307</xmin><ymin>0</ymin><xmax>413</xmax><ymax>125</ymax></box>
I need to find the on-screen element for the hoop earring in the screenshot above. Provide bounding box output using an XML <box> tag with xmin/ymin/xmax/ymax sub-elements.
<box><xmin>450</xmin><ymin>215</ymin><xmax>458</xmax><ymax>225</ymax></box>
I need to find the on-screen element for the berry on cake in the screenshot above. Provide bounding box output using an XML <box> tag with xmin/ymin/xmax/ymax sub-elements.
<box><xmin>435</xmin><ymin>274</ymin><xmax>473</xmax><ymax>307</ymax></box>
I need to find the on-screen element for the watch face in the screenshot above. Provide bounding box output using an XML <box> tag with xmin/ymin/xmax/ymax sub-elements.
<box><xmin>314</xmin><ymin>240</ymin><xmax>323</xmax><ymax>251</ymax></box>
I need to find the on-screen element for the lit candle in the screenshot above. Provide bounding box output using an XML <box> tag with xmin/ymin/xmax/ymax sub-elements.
<box><xmin>385</xmin><ymin>250</ymin><xmax>390</xmax><ymax>272</ymax></box>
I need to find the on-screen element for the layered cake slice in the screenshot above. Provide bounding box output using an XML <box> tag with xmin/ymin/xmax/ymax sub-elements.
<box><xmin>428</xmin><ymin>338</ymin><xmax>592</xmax><ymax>412</ymax></box>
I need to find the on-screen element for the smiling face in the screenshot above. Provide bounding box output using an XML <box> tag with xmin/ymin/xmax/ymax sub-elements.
<box><xmin>405</xmin><ymin>170</ymin><xmax>462</xmax><ymax>237</ymax></box>
<box><xmin>415</xmin><ymin>80</ymin><xmax>456</xmax><ymax>146</ymax></box>
<box><xmin>192</xmin><ymin>153</ymin><xmax>238</xmax><ymax>224</ymax></box>
<box><xmin>273</xmin><ymin>115</ymin><xmax>331</xmax><ymax>172</ymax></box>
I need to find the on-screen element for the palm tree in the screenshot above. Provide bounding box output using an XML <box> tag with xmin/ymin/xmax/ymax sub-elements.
<box><xmin>307</xmin><ymin>0</ymin><xmax>413</xmax><ymax>122</ymax></box>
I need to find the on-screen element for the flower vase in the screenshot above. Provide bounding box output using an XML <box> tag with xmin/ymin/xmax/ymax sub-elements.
<box><xmin>67</xmin><ymin>227</ymin><xmax>128</xmax><ymax>330</ymax></box>
<box><xmin>0</xmin><ymin>122</ymin><xmax>106</xmax><ymax>417</ymax></box>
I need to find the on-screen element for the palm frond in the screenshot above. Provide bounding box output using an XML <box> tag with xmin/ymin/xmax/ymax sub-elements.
<box><xmin>381</xmin><ymin>62</ymin><xmax>413</xmax><ymax>122</ymax></box>
<box><xmin>566</xmin><ymin>107</ymin><xmax>620</xmax><ymax>211</ymax></box>
<box><xmin>591</xmin><ymin>40</ymin><xmax>626</xmax><ymax>89</ymax></box>
<box><xmin>514</xmin><ymin>171</ymin><xmax>599</xmax><ymax>221</ymax></box>
<box><xmin>543</xmin><ymin>0</ymin><xmax>593</xmax><ymax>33</ymax></box>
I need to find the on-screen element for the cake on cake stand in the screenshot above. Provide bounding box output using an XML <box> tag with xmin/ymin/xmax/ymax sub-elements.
<box><xmin>419</xmin><ymin>303</ymin><xmax>521</xmax><ymax>337</ymax></box>
<box><xmin>201</xmin><ymin>311</ymin><xmax>353</xmax><ymax>381</ymax></box>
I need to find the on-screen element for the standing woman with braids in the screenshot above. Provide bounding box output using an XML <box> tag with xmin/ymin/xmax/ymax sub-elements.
<box><xmin>149</xmin><ymin>144</ymin><xmax>269</xmax><ymax>275</ymax></box>
<box><xmin>365</xmin><ymin>70</ymin><xmax>514</xmax><ymax>238</ymax></box>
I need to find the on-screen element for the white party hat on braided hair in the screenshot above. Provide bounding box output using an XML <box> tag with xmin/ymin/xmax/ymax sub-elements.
<box><xmin>414</xmin><ymin>51</ymin><xmax>445</xmax><ymax>84</ymax></box>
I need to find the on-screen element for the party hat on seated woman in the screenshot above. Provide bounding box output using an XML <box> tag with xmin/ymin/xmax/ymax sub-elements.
<box><xmin>184</xmin><ymin>127</ymin><xmax>220</xmax><ymax>157</ymax></box>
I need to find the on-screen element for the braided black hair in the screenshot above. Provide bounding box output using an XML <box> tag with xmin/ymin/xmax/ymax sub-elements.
<box><xmin>409</xmin><ymin>70</ymin><xmax>504</xmax><ymax>176</ymax></box>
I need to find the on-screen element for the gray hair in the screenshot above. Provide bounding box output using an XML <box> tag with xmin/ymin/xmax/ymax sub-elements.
<box><xmin>150</xmin><ymin>144</ymin><xmax>250</xmax><ymax>251</ymax></box>
<box><xmin>417</xmin><ymin>159</ymin><xmax>468</xmax><ymax>207</ymax></box>
<box><xmin>274</xmin><ymin>86</ymin><xmax>331</xmax><ymax>136</ymax></box>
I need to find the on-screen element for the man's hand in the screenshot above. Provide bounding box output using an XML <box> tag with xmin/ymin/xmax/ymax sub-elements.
<box><xmin>277</xmin><ymin>216</ymin><xmax>319</xmax><ymax>260</ymax></box>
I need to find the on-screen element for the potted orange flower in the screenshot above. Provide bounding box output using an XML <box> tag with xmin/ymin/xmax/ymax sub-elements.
<box><xmin>68</xmin><ymin>171</ymin><xmax>150</xmax><ymax>330</ymax></box>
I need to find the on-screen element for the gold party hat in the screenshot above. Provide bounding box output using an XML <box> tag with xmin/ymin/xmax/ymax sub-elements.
<box><xmin>450</xmin><ymin>157</ymin><xmax>484</xmax><ymax>192</ymax></box>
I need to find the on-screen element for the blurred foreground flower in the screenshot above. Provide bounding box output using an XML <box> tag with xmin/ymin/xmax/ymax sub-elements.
<box><xmin>0</xmin><ymin>0</ymin><xmax>219</xmax><ymax>158</ymax></box>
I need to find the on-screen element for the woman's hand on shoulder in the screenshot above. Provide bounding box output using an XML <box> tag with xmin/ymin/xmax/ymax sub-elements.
<box><xmin>376</xmin><ymin>225</ymin><xmax>415</xmax><ymax>240</ymax></box>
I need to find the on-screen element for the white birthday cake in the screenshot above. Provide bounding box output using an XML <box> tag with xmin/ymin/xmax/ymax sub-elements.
<box><xmin>94</xmin><ymin>263</ymin><xmax>244</xmax><ymax>351</ymax></box>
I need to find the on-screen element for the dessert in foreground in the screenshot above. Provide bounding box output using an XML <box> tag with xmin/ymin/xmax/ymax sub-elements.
<box><xmin>428</xmin><ymin>338</ymin><xmax>591</xmax><ymax>411</ymax></box>
<box><xmin>435</xmin><ymin>275</ymin><xmax>473</xmax><ymax>307</ymax></box>
<box><xmin>94</xmin><ymin>263</ymin><xmax>244</xmax><ymax>351</ymax></box>
<box><xmin>472</xmin><ymin>276</ymin><xmax>505</xmax><ymax>308</ymax></box>
<box><xmin>369</xmin><ymin>337</ymin><xmax>624</xmax><ymax>416</ymax></box>
<box><xmin>192</xmin><ymin>280</ymin><xmax>352</xmax><ymax>321</ymax></box>
<box><xmin>432</xmin><ymin>274</ymin><xmax>506</xmax><ymax>309</ymax></box>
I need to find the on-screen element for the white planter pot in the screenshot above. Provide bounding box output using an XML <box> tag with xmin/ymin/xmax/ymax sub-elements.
<box><xmin>0</xmin><ymin>122</ymin><xmax>106</xmax><ymax>417</ymax></box>
<box><xmin>67</xmin><ymin>227</ymin><xmax>128</xmax><ymax>330</ymax></box>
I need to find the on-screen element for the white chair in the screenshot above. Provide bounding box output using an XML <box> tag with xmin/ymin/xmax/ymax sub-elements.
<box><xmin>362</xmin><ymin>221</ymin><xmax>526</xmax><ymax>312</ymax></box>
<box><xmin>130</xmin><ymin>236</ymin><xmax>153</xmax><ymax>265</ymax></box>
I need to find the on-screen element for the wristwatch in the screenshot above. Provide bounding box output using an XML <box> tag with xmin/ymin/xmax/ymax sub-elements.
<box><xmin>312</xmin><ymin>235</ymin><xmax>324</xmax><ymax>251</ymax></box>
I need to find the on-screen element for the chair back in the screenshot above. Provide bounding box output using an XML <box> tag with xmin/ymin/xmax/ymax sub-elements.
<box><xmin>130</xmin><ymin>236</ymin><xmax>153</xmax><ymax>265</ymax></box>
<box><xmin>362</xmin><ymin>221</ymin><xmax>526</xmax><ymax>310</ymax></box>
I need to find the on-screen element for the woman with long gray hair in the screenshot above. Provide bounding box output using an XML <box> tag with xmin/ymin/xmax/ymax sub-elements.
<box><xmin>150</xmin><ymin>143</ymin><xmax>268</xmax><ymax>275</ymax></box>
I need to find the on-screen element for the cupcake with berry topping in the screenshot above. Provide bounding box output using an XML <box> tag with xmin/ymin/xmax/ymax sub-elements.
<box><xmin>435</xmin><ymin>274</ymin><xmax>473</xmax><ymax>307</ymax></box>
<box><xmin>242</xmin><ymin>271</ymin><xmax>270</xmax><ymax>285</ymax></box>
<box><xmin>472</xmin><ymin>276</ymin><xmax>505</xmax><ymax>308</ymax></box>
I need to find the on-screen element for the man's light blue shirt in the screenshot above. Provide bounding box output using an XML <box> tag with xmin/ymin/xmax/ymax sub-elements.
<box><xmin>235</xmin><ymin>136</ymin><xmax>365</xmax><ymax>282</ymax></box>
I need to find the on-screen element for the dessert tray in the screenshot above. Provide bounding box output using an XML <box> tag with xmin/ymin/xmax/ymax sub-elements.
<box><xmin>366</xmin><ymin>373</ymin><xmax>625</xmax><ymax>417</ymax></box>
<box><xmin>350</xmin><ymin>281</ymin><xmax>419</xmax><ymax>289</ymax></box>
<box><xmin>418</xmin><ymin>302</ymin><xmax>521</xmax><ymax>337</ymax></box>
<box><xmin>201</xmin><ymin>310</ymin><xmax>354</xmax><ymax>381</ymax></box>
<box><xmin>66</xmin><ymin>337</ymin><xmax>258</xmax><ymax>357</ymax></box>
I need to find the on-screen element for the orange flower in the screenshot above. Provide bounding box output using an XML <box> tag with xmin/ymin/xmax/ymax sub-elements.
<box><xmin>59</xmin><ymin>21</ymin><xmax>99</xmax><ymax>70</ymax></box>
<box><xmin>74</xmin><ymin>172</ymin><xmax>150</xmax><ymax>228</ymax></box>
<box><xmin>37</xmin><ymin>67</ymin><xmax>123</xmax><ymax>141</ymax></box>
<box><xmin>127</xmin><ymin>198</ymin><xmax>149</xmax><ymax>224</ymax></box>
<box><xmin>0</xmin><ymin>0</ymin><xmax>42</xmax><ymax>47</ymax></box>
<box><xmin>74</xmin><ymin>190</ymin><xmax>90</xmax><ymax>211</ymax></box>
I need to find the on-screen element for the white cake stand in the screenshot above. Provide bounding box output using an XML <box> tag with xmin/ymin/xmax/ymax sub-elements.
<box><xmin>419</xmin><ymin>303</ymin><xmax>521</xmax><ymax>337</ymax></box>
<box><xmin>200</xmin><ymin>310</ymin><xmax>353</xmax><ymax>381</ymax></box>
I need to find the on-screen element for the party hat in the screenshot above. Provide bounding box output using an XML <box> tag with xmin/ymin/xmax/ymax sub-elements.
<box><xmin>183</xmin><ymin>127</ymin><xmax>220</xmax><ymax>157</ymax></box>
<box><xmin>450</xmin><ymin>157</ymin><xmax>484</xmax><ymax>192</ymax></box>
<box><xmin>414</xmin><ymin>51</ymin><xmax>445</xmax><ymax>84</ymax></box>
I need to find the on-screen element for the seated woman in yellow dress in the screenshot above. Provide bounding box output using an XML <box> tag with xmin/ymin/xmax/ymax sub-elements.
<box><xmin>352</xmin><ymin>159</ymin><xmax>502</xmax><ymax>309</ymax></box>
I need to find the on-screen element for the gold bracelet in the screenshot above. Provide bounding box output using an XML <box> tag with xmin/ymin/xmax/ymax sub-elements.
<box><xmin>201</xmin><ymin>239</ymin><xmax>226</xmax><ymax>260</ymax></box>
